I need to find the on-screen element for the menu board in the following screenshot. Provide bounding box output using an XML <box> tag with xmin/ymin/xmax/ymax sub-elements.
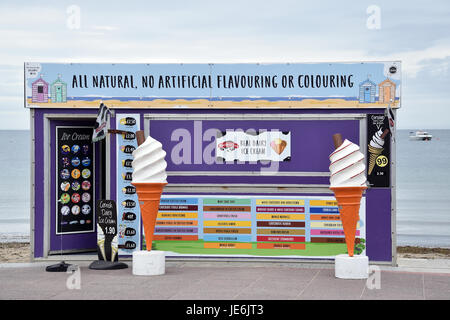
<box><xmin>255</xmin><ymin>198</ymin><xmax>305</xmax><ymax>250</ymax></box>
<box><xmin>203</xmin><ymin>198</ymin><xmax>252</xmax><ymax>249</ymax></box>
<box><xmin>56</xmin><ymin>126</ymin><xmax>95</xmax><ymax>234</ymax></box>
<box><xmin>154</xmin><ymin>198</ymin><xmax>199</xmax><ymax>243</ymax></box>
<box><xmin>116</xmin><ymin>114</ymin><xmax>141</xmax><ymax>255</ymax></box>
<box><xmin>152</xmin><ymin>195</ymin><xmax>366</xmax><ymax>257</ymax></box>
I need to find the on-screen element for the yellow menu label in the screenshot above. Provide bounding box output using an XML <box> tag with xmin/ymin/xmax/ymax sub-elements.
<box><xmin>203</xmin><ymin>220</ymin><xmax>252</xmax><ymax>227</ymax></box>
<box><xmin>309</xmin><ymin>200</ymin><xmax>338</xmax><ymax>207</ymax></box>
<box><xmin>256</xmin><ymin>199</ymin><xmax>305</xmax><ymax>206</ymax></box>
<box><xmin>157</xmin><ymin>212</ymin><xmax>198</xmax><ymax>219</ymax></box>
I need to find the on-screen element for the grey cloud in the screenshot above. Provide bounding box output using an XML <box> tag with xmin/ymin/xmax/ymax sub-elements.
<box><xmin>0</xmin><ymin>0</ymin><xmax>450</xmax><ymax>129</ymax></box>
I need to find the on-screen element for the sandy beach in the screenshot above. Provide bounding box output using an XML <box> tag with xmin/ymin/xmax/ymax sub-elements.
<box><xmin>26</xmin><ymin>98</ymin><xmax>400</xmax><ymax>109</ymax></box>
<box><xmin>1</xmin><ymin>242</ymin><xmax>448</xmax><ymax>263</ymax></box>
<box><xmin>0</xmin><ymin>242</ymin><xmax>31</xmax><ymax>263</ymax></box>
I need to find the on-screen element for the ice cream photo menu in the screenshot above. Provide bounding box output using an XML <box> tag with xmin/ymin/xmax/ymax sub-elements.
<box><xmin>56</xmin><ymin>127</ymin><xmax>95</xmax><ymax>234</ymax></box>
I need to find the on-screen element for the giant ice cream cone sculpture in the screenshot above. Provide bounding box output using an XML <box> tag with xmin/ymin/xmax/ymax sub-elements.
<box><xmin>132</xmin><ymin>182</ymin><xmax>166</xmax><ymax>251</ymax></box>
<box><xmin>368</xmin><ymin>128</ymin><xmax>389</xmax><ymax>175</ymax></box>
<box><xmin>329</xmin><ymin>134</ymin><xmax>367</xmax><ymax>257</ymax></box>
<box><xmin>131</xmin><ymin>131</ymin><xmax>167</xmax><ymax>251</ymax></box>
<box><xmin>329</xmin><ymin>186</ymin><xmax>366</xmax><ymax>257</ymax></box>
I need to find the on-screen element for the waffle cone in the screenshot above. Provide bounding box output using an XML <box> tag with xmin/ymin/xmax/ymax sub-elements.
<box><xmin>131</xmin><ymin>182</ymin><xmax>167</xmax><ymax>251</ymax></box>
<box><xmin>367</xmin><ymin>144</ymin><xmax>384</xmax><ymax>175</ymax></box>
<box><xmin>330</xmin><ymin>186</ymin><xmax>367</xmax><ymax>257</ymax></box>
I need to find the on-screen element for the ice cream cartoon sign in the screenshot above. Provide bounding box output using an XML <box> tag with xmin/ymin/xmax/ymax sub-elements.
<box><xmin>216</xmin><ymin>131</ymin><xmax>291</xmax><ymax>162</ymax></box>
<box><xmin>367</xmin><ymin>114</ymin><xmax>391</xmax><ymax>187</ymax></box>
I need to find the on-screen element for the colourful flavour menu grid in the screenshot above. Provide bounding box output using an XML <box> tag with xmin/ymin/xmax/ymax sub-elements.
<box><xmin>153</xmin><ymin>196</ymin><xmax>366</xmax><ymax>257</ymax></box>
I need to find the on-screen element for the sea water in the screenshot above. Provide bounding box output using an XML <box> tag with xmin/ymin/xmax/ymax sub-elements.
<box><xmin>396</xmin><ymin>129</ymin><xmax>450</xmax><ymax>248</ymax></box>
<box><xmin>0</xmin><ymin>130</ymin><xmax>30</xmax><ymax>242</ymax></box>
<box><xmin>0</xmin><ymin>129</ymin><xmax>449</xmax><ymax>248</ymax></box>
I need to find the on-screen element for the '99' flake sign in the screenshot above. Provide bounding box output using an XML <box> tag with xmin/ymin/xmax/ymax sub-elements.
<box><xmin>366</xmin><ymin>114</ymin><xmax>391</xmax><ymax>188</ymax></box>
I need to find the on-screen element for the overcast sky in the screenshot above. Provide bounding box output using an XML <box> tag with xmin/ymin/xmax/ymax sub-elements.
<box><xmin>1</xmin><ymin>0</ymin><xmax>449</xmax><ymax>129</ymax></box>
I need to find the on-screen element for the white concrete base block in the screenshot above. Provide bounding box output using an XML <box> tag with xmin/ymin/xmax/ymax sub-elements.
<box><xmin>335</xmin><ymin>254</ymin><xmax>369</xmax><ymax>279</ymax></box>
<box><xmin>132</xmin><ymin>250</ymin><xmax>165</xmax><ymax>276</ymax></box>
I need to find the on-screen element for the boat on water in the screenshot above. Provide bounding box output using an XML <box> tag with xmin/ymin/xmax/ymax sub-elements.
<box><xmin>409</xmin><ymin>130</ymin><xmax>432</xmax><ymax>141</ymax></box>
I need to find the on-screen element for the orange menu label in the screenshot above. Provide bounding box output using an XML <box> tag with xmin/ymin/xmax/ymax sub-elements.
<box><xmin>204</xmin><ymin>243</ymin><xmax>252</xmax><ymax>249</ymax></box>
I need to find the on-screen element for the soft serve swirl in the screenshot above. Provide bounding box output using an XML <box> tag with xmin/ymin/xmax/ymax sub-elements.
<box><xmin>329</xmin><ymin>139</ymin><xmax>367</xmax><ymax>187</ymax></box>
<box><xmin>369</xmin><ymin>129</ymin><xmax>385</xmax><ymax>149</ymax></box>
<box><xmin>131</xmin><ymin>136</ymin><xmax>167</xmax><ymax>183</ymax></box>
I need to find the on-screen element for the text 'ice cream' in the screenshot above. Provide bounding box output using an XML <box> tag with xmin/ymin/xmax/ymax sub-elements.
<box><xmin>131</xmin><ymin>136</ymin><xmax>168</xmax><ymax>183</ymax></box>
<box><xmin>329</xmin><ymin>139</ymin><xmax>367</xmax><ymax>188</ymax></box>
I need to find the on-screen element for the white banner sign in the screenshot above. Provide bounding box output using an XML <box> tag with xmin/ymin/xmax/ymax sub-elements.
<box><xmin>216</xmin><ymin>130</ymin><xmax>291</xmax><ymax>162</ymax></box>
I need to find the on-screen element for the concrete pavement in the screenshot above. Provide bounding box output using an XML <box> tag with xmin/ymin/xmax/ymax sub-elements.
<box><xmin>0</xmin><ymin>259</ymin><xmax>449</xmax><ymax>300</ymax></box>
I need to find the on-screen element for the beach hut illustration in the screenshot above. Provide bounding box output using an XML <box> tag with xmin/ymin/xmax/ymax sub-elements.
<box><xmin>359</xmin><ymin>78</ymin><xmax>376</xmax><ymax>103</ymax></box>
<box><xmin>378</xmin><ymin>78</ymin><xmax>396</xmax><ymax>103</ymax></box>
<box><xmin>31</xmin><ymin>76</ymin><xmax>49</xmax><ymax>103</ymax></box>
<box><xmin>50</xmin><ymin>75</ymin><xmax>67</xmax><ymax>103</ymax></box>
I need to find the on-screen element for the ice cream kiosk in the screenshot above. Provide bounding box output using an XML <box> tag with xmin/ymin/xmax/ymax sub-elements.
<box><xmin>25</xmin><ymin>62</ymin><xmax>400</xmax><ymax>265</ymax></box>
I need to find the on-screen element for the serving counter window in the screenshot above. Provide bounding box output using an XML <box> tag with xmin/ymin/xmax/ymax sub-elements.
<box><xmin>146</xmin><ymin>114</ymin><xmax>364</xmax><ymax>183</ymax></box>
<box><xmin>142</xmin><ymin>113</ymin><xmax>368</xmax><ymax>258</ymax></box>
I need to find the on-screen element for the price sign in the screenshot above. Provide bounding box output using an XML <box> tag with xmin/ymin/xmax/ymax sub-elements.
<box><xmin>116</xmin><ymin>113</ymin><xmax>141</xmax><ymax>255</ymax></box>
<box><xmin>366</xmin><ymin>114</ymin><xmax>391</xmax><ymax>187</ymax></box>
<box><xmin>104</xmin><ymin>226</ymin><xmax>116</xmax><ymax>235</ymax></box>
<box><xmin>376</xmin><ymin>155</ymin><xmax>388</xmax><ymax>168</ymax></box>
<box><xmin>96</xmin><ymin>200</ymin><xmax>119</xmax><ymax>262</ymax></box>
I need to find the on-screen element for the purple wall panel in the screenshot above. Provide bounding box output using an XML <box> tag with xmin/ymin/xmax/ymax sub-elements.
<box><xmin>167</xmin><ymin>175</ymin><xmax>330</xmax><ymax>185</ymax></box>
<box><xmin>49</xmin><ymin>120</ymin><xmax>99</xmax><ymax>251</ymax></box>
<box><xmin>33</xmin><ymin>109</ymin><xmax>98</xmax><ymax>257</ymax></box>
<box><xmin>149</xmin><ymin>119</ymin><xmax>359</xmax><ymax>173</ymax></box>
<box><xmin>33</xmin><ymin>111</ymin><xmax>44</xmax><ymax>257</ymax></box>
<box><xmin>365</xmin><ymin>188</ymin><xmax>392</xmax><ymax>261</ymax></box>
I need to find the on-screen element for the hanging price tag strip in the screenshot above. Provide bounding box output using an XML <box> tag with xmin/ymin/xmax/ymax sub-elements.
<box><xmin>116</xmin><ymin>114</ymin><xmax>141</xmax><ymax>255</ymax></box>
